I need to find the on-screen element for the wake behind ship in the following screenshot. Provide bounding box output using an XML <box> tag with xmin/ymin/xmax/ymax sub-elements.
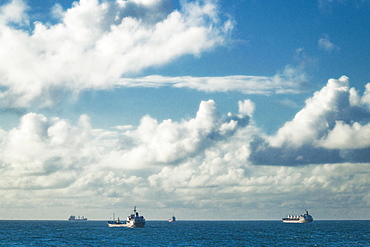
<box><xmin>282</xmin><ymin>210</ymin><xmax>313</xmax><ymax>223</ymax></box>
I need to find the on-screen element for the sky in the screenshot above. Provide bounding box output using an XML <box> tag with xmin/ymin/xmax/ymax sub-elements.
<box><xmin>0</xmin><ymin>0</ymin><xmax>369</xmax><ymax>220</ymax></box>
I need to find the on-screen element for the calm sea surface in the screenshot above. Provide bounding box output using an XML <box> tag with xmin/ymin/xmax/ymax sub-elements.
<box><xmin>0</xmin><ymin>220</ymin><xmax>369</xmax><ymax>246</ymax></box>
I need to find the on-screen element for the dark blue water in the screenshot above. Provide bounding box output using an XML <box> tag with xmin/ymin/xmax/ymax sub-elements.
<box><xmin>0</xmin><ymin>220</ymin><xmax>369</xmax><ymax>246</ymax></box>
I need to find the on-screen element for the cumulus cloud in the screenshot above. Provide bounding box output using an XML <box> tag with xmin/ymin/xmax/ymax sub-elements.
<box><xmin>249</xmin><ymin>76</ymin><xmax>370</xmax><ymax>166</ymax></box>
<box><xmin>0</xmin><ymin>99</ymin><xmax>249</xmax><ymax>188</ymax></box>
<box><xmin>270</xmin><ymin>76</ymin><xmax>351</xmax><ymax>148</ymax></box>
<box><xmin>320</xmin><ymin>121</ymin><xmax>370</xmax><ymax>149</ymax></box>
<box><xmin>0</xmin><ymin>0</ymin><xmax>233</xmax><ymax>108</ymax></box>
<box><xmin>238</xmin><ymin>99</ymin><xmax>255</xmax><ymax>118</ymax></box>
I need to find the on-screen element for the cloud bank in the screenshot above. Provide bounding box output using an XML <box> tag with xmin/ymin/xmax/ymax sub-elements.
<box><xmin>0</xmin><ymin>76</ymin><xmax>370</xmax><ymax>219</ymax></box>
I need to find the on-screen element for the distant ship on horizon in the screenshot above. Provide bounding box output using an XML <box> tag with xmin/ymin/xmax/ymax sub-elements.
<box><xmin>168</xmin><ymin>215</ymin><xmax>176</xmax><ymax>222</ymax></box>
<box><xmin>68</xmin><ymin>215</ymin><xmax>88</xmax><ymax>221</ymax></box>
<box><xmin>282</xmin><ymin>210</ymin><xmax>313</xmax><ymax>223</ymax></box>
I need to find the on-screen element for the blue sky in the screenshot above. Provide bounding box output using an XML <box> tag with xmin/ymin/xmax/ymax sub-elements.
<box><xmin>0</xmin><ymin>0</ymin><xmax>369</xmax><ymax>220</ymax></box>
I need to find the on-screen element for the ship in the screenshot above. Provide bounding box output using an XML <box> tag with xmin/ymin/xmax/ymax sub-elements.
<box><xmin>125</xmin><ymin>206</ymin><xmax>145</xmax><ymax>227</ymax></box>
<box><xmin>68</xmin><ymin>215</ymin><xmax>88</xmax><ymax>221</ymax></box>
<box><xmin>107</xmin><ymin>206</ymin><xmax>145</xmax><ymax>228</ymax></box>
<box><xmin>168</xmin><ymin>215</ymin><xmax>176</xmax><ymax>222</ymax></box>
<box><xmin>107</xmin><ymin>213</ymin><xmax>126</xmax><ymax>227</ymax></box>
<box><xmin>282</xmin><ymin>210</ymin><xmax>313</xmax><ymax>223</ymax></box>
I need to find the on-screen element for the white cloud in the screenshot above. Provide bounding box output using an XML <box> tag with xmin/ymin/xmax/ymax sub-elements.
<box><xmin>269</xmin><ymin>76</ymin><xmax>350</xmax><ymax>147</ymax></box>
<box><xmin>238</xmin><ymin>99</ymin><xmax>255</xmax><ymax>118</ymax></box>
<box><xmin>0</xmin><ymin>0</ymin><xmax>233</xmax><ymax>108</ymax></box>
<box><xmin>51</xmin><ymin>3</ymin><xmax>64</xmax><ymax>20</ymax></box>
<box><xmin>318</xmin><ymin>34</ymin><xmax>339</xmax><ymax>52</ymax></box>
<box><xmin>114</xmin><ymin>125</ymin><xmax>134</xmax><ymax>130</ymax></box>
<box><xmin>319</xmin><ymin>121</ymin><xmax>370</xmax><ymax>149</ymax></box>
<box><xmin>271</xmin><ymin>76</ymin><xmax>370</xmax><ymax>151</ymax></box>
<box><xmin>118</xmin><ymin>65</ymin><xmax>307</xmax><ymax>94</ymax></box>
<box><xmin>0</xmin><ymin>99</ymin><xmax>246</xmax><ymax>185</ymax></box>
<box><xmin>362</xmin><ymin>83</ymin><xmax>370</xmax><ymax>106</ymax></box>
<box><xmin>249</xmin><ymin>76</ymin><xmax>370</xmax><ymax>166</ymax></box>
<box><xmin>0</xmin><ymin>0</ymin><xmax>28</xmax><ymax>25</ymax></box>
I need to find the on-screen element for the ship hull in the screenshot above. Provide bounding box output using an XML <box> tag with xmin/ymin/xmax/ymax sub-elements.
<box><xmin>282</xmin><ymin>219</ymin><xmax>312</xmax><ymax>223</ymax></box>
<box><xmin>107</xmin><ymin>223</ymin><xmax>127</xmax><ymax>227</ymax></box>
<box><xmin>126</xmin><ymin>220</ymin><xmax>145</xmax><ymax>228</ymax></box>
<box><xmin>283</xmin><ymin>217</ymin><xmax>313</xmax><ymax>223</ymax></box>
<box><xmin>107</xmin><ymin>220</ymin><xmax>145</xmax><ymax>228</ymax></box>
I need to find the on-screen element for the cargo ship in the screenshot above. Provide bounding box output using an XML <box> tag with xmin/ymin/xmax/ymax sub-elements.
<box><xmin>68</xmin><ymin>215</ymin><xmax>88</xmax><ymax>221</ymax></box>
<box><xmin>282</xmin><ymin>210</ymin><xmax>313</xmax><ymax>223</ymax></box>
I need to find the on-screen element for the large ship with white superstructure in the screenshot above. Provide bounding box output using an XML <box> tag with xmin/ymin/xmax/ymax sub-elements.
<box><xmin>282</xmin><ymin>210</ymin><xmax>313</xmax><ymax>223</ymax></box>
<box><xmin>126</xmin><ymin>206</ymin><xmax>145</xmax><ymax>227</ymax></box>
<box><xmin>107</xmin><ymin>206</ymin><xmax>145</xmax><ymax>228</ymax></box>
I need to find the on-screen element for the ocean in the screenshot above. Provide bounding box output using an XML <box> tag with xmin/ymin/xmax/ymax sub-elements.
<box><xmin>0</xmin><ymin>220</ymin><xmax>369</xmax><ymax>246</ymax></box>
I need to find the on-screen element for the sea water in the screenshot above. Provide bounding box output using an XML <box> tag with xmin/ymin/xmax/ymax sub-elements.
<box><xmin>0</xmin><ymin>220</ymin><xmax>369</xmax><ymax>246</ymax></box>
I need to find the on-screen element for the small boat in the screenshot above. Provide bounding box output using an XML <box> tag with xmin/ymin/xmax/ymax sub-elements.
<box><xmin>107</xmin><ymin>213</ymin><xmax>126</xmax><ymax>227</ymax></box>
<box><xmin>107</xmin><ymin>207</ymin><xmax>145</xmax><ymax>228</ymax></box>
<box><xmin>68</xmin><ymin>215</ymin><xmax>87</xmax><ymax>221</ymax></box>
<box><xmin>282</xmin><ymin>210</ymin><xmax>313</xmax><ymax>223</ymax></box>
<box><xmin>168</xmin><ymin>215</ymin><xmax>176</xmax><ymax>222</ymax></box>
